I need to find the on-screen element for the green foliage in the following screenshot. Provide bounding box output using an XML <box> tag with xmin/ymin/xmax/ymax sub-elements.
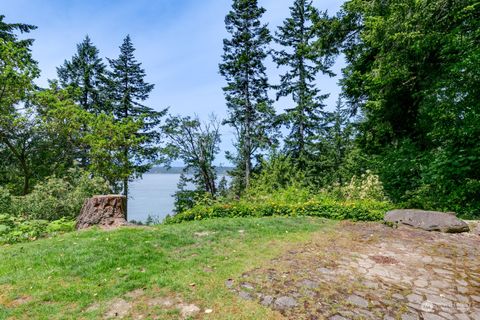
<box><xmin>0</xmin><ymin>214</ymin><xmax>74</xmax><ymax>244</ymax></box>
<box><xmin>334</xmin><ymin>170</ymin><xmax>387</xmax><ymax>202</ymax></box>
<box><xmin>162</xmin><ymin>115</ymin><xmax>221</xmax><ymax>197</ymax></box>
<box><xmin>12</xmin><ymin>169</ymin><xmax>109</xmax><ymax>220</ymax></box>
<box><xmin>0</xmin><ymin>19</ymin><xmax>40</xmax><ymax>195</ymax></box>
<box><xmin>105</xmin><ymin>35</ymin><xmax>167</xmax><ymax>197</ymax></box>
<box><xmin>249</xmin><ymin>152</ymin><xmax>308</xmax><ymax>194</ymax></box>
<box><xmin>165</xmin><ymin>196</ymin><xmax>390</xmax><ymax>224</ymax></box>
<box><xmin>273</xmin><ymin>0</ymin><xmax>332</xmax><ymax>162</ymax></box>
<box><xmin>173</xmin><ymin>189</ymin><xmax>212</xmax><ymax>214</ymax></box>
<box><xmin>0</xmin><ymin>186</ymin><xmax>12</xmax><ymax>214</ymax></box>
<box><xmin>321</xmin><ymin>0</ymin><xmax>480</xmax><ymax>217</ymax></box>
<box><xmin>0</xmin><ymin>15</ymin><xmax>37</xmax><ymax>48</ymax></box>
<box><xmin>219</xmin><ymin>0</ymin><xmax>278</xmax><ymax>191</ymax></box>
<box><xmin>57</xmin><ymin>35</ymin><xmax>108</xmax><ymax>115</ymax></box>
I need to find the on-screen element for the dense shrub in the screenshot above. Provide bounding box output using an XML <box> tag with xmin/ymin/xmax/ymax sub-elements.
<box><xmin>324</xmin><ymin>170</ymin><xmax>388</xmax><ymax>202</ymax></box>
<box><xmin>12</xmin><ymin>169</ymin><xmax>110</xmax><ymax>220</ymax></box>
<box><xmin>0</xmin><ymin>186</ymin><xmax>12</xmax><ymax>214</ymax></box>
<box><xmin>164</xmin><ymin>196</ymin><xmax>392</xmax><ymax>224</ymax></box>
<box><xmin>165</xmin><ymin>175</ymin><xmax>393</xmax><ymax>225</ymax></box>
<box><xmin>0</xmin><ymin>214</ymin><xmax>75</xmax><ymax>244</ymax></box>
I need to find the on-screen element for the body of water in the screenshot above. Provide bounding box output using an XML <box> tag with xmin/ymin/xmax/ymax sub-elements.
<box><xmin>127</xmin><ymin>174</ymin><xmax>182</xmax><ymax>222</ymax></box>
<box><xmin>127</xmin><ymin>173</ymin><xmax>226</xmax><ymax>223</ymax></box>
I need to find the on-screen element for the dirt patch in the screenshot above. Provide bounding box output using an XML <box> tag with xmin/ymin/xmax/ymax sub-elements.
<box><xmin>125</xmin><ymin>289</ymin><xmax>145</xmax><ymax>300</ymax></box>
<box><xmin>104</xmin><ymin>298</ymin><xmax>132</xmax><ymax>319</ymax></box>
<box><xmin>229</xmin><ymin>221</ymin><xmax>480</xmax><ymax>319</ymax></box>
<box><xmin>88</xmin><ymin>289</ymin><xmax>203</xmax><ymax>320</ymax></box>
<box><xmin>0</xmin><ymin>286</ymin><xmax>33</xmax><ymax>309</ymax></box>
<box><xmin>10</xmin><ymin>296</ymin><xmax>32</xmax><ymax>307</ymax></box>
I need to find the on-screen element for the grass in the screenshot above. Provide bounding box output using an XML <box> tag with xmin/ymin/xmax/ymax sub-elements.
<box><xmin>0</xmin><ymin>216</ymin><xmax>335</xmax><ymax>319</ymax></box>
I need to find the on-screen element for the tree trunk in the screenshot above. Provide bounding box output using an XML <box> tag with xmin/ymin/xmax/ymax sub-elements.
<box><xmin>76</xmin><ymin>195</ymin><xmax>128</xmax><ymax>230</ymax></box>
<box><xmin>23</xmin><ymin>174</ymin><xmax>29</xmax><ymax>196</ymax></box>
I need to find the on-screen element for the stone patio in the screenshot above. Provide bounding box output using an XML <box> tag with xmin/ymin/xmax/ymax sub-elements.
<box><xmin>230</xmin><ymin>221</ymin><xmax>480</xmax><ymax>319</ymax></box>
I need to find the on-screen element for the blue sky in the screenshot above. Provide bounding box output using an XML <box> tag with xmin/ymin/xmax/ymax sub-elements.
<box><xmin>3</xmin><ymin>0</ymin><xmax>345</xmax><ymax>165</ymax></box>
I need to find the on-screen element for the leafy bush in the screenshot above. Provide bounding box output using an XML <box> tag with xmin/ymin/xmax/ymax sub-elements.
<box><xmin>340</xmin><ymin>170</ymin><xmax>387</xmax><ymax>202</ymax></box>
<box><xmin>0</xmin><ymin>214</ymin><xmax>75</xmax><ymax>244</ymax></box>
<box><xmin>0</xmin><ymin>186</ymin><xmax>12</xmax><ymax>214</ymax></box>
<box><xmin>164</xmin><ymin>196</ymin><xmax>392</xmax><ymax>224</ymax></box>
<box><xmin>249</xmin><ymin>153</ymin><xmax>309</xmax><ymax>194</ymax></box>
<box><xmin>12</xmin><ymin>169</ymin><xmax>110</xmax><ymax>220</ymax></box>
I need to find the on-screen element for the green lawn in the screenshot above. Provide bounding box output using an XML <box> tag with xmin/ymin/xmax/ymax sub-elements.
<box><xmin>0</xmin><ymin>217</ymin><xmax>335</xmax><ymax>319</ymax></box>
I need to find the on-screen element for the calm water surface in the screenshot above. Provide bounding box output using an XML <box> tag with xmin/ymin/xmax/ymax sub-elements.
<box><xmin>128</xmin><ymin>173</ymin><xmax>227</xmax><ymax>222</ymax></box>
<box><xmin>127</xmin><ymin>174</ymin><xmax>183</xmax><ymax>222</ymax></box>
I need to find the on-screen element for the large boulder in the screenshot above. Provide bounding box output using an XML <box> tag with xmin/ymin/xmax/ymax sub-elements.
<box><xmin>385</xmin><ymin>209</ymin><xmax>470</xmax><ymax>233</ymax></box>
<box><xmin>76</xmin><ymin>195</ymin><xmax>128</xmax><ymax>230</ymax></box>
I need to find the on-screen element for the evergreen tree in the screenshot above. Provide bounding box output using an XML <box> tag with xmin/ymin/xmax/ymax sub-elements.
<box><xmin>219</xmin><ymin>0</ymin><xmax>276</xmax><ymax>191</ymax></box>
<box><xmin>316</xmin><ymin>97</ymin><xmax>353</xmax><ymax>186</ymax></box>
<box><xmin>57</xmin><ymin>36</ymin><xmax>107</xmax><ymax>114</ymax></box>
<box><xmin>106</xmin><ymin>35</ymin><xmax>167</xmax><ymax>202</ymax></box>
<box><xmin>0</xmin><ymin>15</ymin><xmax>36</xmax><ymax>48</ymax></box>
<box><xmin>273</xmin><ymin>0</ymin><xmax>333</xmax><ymax>163</ymax></box>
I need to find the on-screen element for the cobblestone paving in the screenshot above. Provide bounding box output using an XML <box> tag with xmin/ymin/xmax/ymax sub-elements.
<box><xmin>230</xmin><ymin>221</ymin><xmax>480</xmax><ymax>319</ymax></box>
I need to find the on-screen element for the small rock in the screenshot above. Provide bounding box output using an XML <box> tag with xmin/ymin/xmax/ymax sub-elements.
<box><xmin>225</xmin><ymin>279</ymin><xmax>234</xmax><ymax>288</ymax></box>
<box><xmin>238</xmin><ymin>291</ymin><xmax>253</xmax><ymax>300</ymax></box>
<box><xmin>274</xmin><ymin>296</ymin><xmax>297</xmax><ymax>309</ymax></box>
<box><xmin>421</xmin><ymin>313</ymin><xmax>444</xmax><ymax>320</ymax></box>
<box><xmin>317</xmin><ymin>267</ymin><xmax>333</xmax><ymax>274</ymax></box>
<box><xmin>413</xmin><ymin>279</ymin><xmax>428</xmax><ymax>287</ymax></box>
<box><xmin>299</xmin><ymin>279</ymin><xmax>318</xmax><ymax>289</ymax></box>
<box><xmin>179</xmin><ymin>304</ymin><xmax>200</xmax><ymax>318</ymax></box>
<box><xmin>346</xmin><ymin>294</ymin><xmax>369</xmax><ymax>308</ymax></box>
<box><xmin>407</xmin><ymin>293</ymin><xmax>424</xmax><ymax>304</ymax></box>
<box><xmin>260</xmin><ymin>295</ymin><xmax>274</xmax><ymax>306</ymax></box>
<box><xmin>401</xmin><ymin>313</ymin><xmax>419</xmax><ymax>320</ymax></box>
<box><xmin>204</xmin><ymin>309</ymin><xmax>213</xmax><ymax>314</ymax></box>
<box><xmin>240</xmin><ymin>282</ymin><xmax>254</xmax><ymax>290</ymax></box>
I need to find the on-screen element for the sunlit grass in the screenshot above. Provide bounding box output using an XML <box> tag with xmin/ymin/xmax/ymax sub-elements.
<box><xmin>0</xmin><ymin>216</ymin><xmax>335</xmax><ymax>319</ymax></box>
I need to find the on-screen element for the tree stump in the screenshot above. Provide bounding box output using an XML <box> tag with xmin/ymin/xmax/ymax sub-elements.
<box><xmin>76</xmin><ymin>195</ymin><xmax>128</xmax><ymax>230</ymax></box>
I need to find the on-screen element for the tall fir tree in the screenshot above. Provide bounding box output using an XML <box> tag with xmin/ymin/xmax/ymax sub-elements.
<box><xmin>106</xmin><ymin>35</ymin><xmax>166</xmax><ymax>204</ymax></box>
<box><xmin>219</xmin><ymin>0</ymin><xmax>276</xmax><ymax>191</ymax></box>
<box><xmin>316</xmin><ymin>96</ymin><xmax>353</xmax><ymax>186</ymax></box>
<box><xmin>273</xmin><ymin>0</ymin><xmax>333</xmax><ymax>164</ymax></box>
<box><xmin>57</xmin><ymin>36</ymin><xmax>107</xmax><ymax>114</ymax></box>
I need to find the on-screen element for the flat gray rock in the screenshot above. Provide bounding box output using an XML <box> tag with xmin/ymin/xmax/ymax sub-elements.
<box><xmin>274</xmin><ymin>296</ymin><xmax>297</xmax><ymax>309</ymax></box>
<box><xmin>385</xmin><ymin>209</ymin><xmax>469</xmax><ymax>233</ymax></box>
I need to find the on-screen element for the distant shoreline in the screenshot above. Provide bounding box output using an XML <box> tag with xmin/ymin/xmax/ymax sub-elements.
<box><xmin>148</xmin><ymin>166</ymin><xmax>233</xmax><ymax>175</ymax></box>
